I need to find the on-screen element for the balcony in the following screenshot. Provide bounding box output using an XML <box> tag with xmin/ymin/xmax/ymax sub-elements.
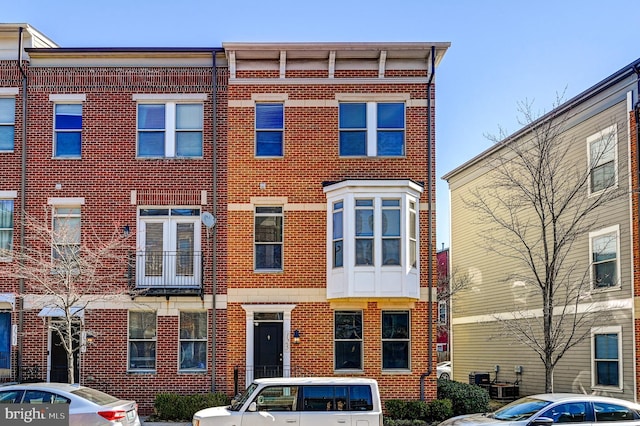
<box><xmin>128</xmin><ymin>251</ymin><xmax>203</xmax><ymax>299</ymax></box>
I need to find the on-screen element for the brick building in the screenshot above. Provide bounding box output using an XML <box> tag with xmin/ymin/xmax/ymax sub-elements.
<box><xmin>0</xmin><ymin>24</ymin><xmax>449</xmax><ymax>414</ymax></box>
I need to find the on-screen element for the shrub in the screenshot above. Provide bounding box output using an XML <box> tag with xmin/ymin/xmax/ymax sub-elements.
<box><xmin>153</xmin><ymin>392</ymin><xmax>230</xmax><ymax>421</ymax></box>
<box><xmin>437</xmin><ymin>378</ymin><xmax>490</xmax><ymax>416</ymax></box>
<box><xmin>427</xmin><ymin>398</ymin><xmax>453</xmax><ymax>422</ymax></box>
<box><xmin>384</xmin><ymin>419</ymin><xmax>428</xmax><ymax>426</ymax></box>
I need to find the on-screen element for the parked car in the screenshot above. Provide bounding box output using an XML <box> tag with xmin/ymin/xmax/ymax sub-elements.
<box><xmin>437</xmin><ymin>361</ymin><xmax>451</xmax><ymax>380</ymax></box>
<box><xmin>193</xmin><ymin>377</ymin><xmax>382</xmax><ymax>426</ymax></box>
<box><xmin>0</xmin><ymin>382</ymin><xmax>140</xmax><ymax>426</ymax></box>
<box><xmin>438</xmin><ymin>393</ymin><xmax>640</xmax><ymax>426</ymax></box>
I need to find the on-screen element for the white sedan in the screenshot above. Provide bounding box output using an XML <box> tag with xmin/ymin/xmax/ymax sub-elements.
<box><xmin>437</xmin><ymin>361</ymin><xmax>451</xmax><ymax>380</ymax></box>
<box><xmin>439</xmin><ymin>393</ymin><xmax>640</xmax><ymax>426</ymax></box>
<box><xmin>0</xmin><ymin>382</ymin><xmax>140</xmax><ymax>426</ymax></box>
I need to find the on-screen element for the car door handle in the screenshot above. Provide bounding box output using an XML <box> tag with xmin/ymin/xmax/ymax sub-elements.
<box><xmin>286</xmin><ymin>420</ymin><xmax>297</xmax><ymax>423</ymax></box>
<box><xmin>338</xmin><ymin>420</ymin><xmax>347</xmax><ymax>424</ymax></box>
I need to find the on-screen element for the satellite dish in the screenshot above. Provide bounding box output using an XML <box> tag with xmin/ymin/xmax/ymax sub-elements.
<box><xmin>201</xmin><ymin>212</ymin><xmax>216</xmax><ymax>228</ymax></box>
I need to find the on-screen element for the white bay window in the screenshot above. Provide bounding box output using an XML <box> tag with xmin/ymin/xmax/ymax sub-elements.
<box><xmin>324</xmin><ymin>180</ymin><xmax>423</xmax><ymax>299</ymax></box>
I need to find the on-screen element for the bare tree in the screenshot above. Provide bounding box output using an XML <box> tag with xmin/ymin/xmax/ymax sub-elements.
<box><xmin>464</xmin><ymin>96</ymin><xmax>625</xmax><ymax>392</ymax></box>
<box><xmin>4</xmin><ymin>208</ymin><xmax>134</xmax><ymax>384</ymax></box>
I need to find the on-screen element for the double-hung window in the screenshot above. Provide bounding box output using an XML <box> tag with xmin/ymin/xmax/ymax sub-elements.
<box><xmin>52</xmin><ymin>206</ymin><xmax>81</xmax><ymax>263</ymax></box>
<box><xmin>0</xmin><ymin>97</ymin><xmax>15</xmax><ymax>152</ymax></box>
<box><xmin>179</xmin><ymin>311</ymin><xmax>207</xmax><ymax>371</ymax></box>
<box><xmin>137</xmin><ymin>97</ymin><xmax>204</xmax><ymax>158</ymax></box>
<box><xmin>382</xmin><ymin>311</ymin><xmax>410</xmax><ymax>369</ymax></box>
<box><xmin>254</xmin><ymin>206</ymin><xmax>283</xmax><ymax>271</ymax></box>
<box><xmin>332</xmin><ymin>201</ymin><xmax>344</xmax><ymax>268</ymax></box>
<box><xmin>588</xmin><ymin>124</ymin><xmax>617</xmax><ymax>194</ymax></box>
<box><xmin>128</xmin><ymin>311</ymin><xmax>156</xmax><ymax>371</ymax></box>
<box><xmin>255</xmin><ymin>103</ymin><xmax>284</xmax><ymax>157</ymax></box>
<box><xmin>0</xmin><ymin>312</ymin><xmax>9</xmax><ymax>370</ymax></box>
<box><xmin>137</xmin><ymin>208</ymin><xmax>201</xmax><ymax>287</ymax></box>
<box><xmin>335</xmin><ymin>311</ymin><xmax>362</xmax><ymax>370</ymax></box>
<box><xmin>0</xmin><ymin>200</ymin><xmax>13</xmax><ymax>259</ymax></box>
<box><xmin>54</xmin><ymin>104</ymin><xmax>82</xmax><ymax>158</ymax></box>
<box><xmin>339</xmin><ymin>102</ymin><xmax>405</xmax><ymax>157</ymax></box>
<box><xmin>592</xmin><ymin>326</ymin><xmax>622</xmax><ymax>389</ymax></box>
<box><xmin>590</xmin><ymin>226</ymin><xmax>619</xmax><ymax>289</ymax></box>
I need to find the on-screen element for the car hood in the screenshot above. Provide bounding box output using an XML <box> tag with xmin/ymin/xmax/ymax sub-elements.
<box><xmin>193</xmin><ymin>405</ymin><xmax>233</xmax><ymax>419</ymax></box>
<box><xmin>440</xmin><ymin>413</ymin><xmax>528</xmax><ymax>426</ymax></box>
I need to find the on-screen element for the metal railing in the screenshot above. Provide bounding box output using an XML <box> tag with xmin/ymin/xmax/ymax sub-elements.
<box><xmin>233</xmin><ymin>365</ymin><xmax>314</xmax><ymax>394</ymax></box>
<box><xmin>128</xmin><ymin>251</ymin><xmax>203</xmax><ymax>298</ymax></box>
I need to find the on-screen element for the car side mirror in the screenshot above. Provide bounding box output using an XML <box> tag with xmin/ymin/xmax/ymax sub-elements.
<box><xmin>529</xmin><ymin>417</ymin><xmax>554</xmax><ymax>426</ymax></box>
<box><xmin>248</xmin><ymin>402</ymin><xmax>257</xmax><ymax>412</ymax></box>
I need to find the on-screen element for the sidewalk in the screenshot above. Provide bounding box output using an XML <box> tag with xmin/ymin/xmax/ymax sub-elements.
<box><xmin>141</xmin><ymin>417</ymin><xmax>191</xmax><ymax>426</ymax></box>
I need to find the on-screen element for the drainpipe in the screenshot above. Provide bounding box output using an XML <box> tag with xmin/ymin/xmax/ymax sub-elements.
<box><xmin>17</xmin><ymin>27</ymin><xmax>28</xmax><ymax>383</ymax></box>
<box><xmin>420</xmin><ymin>45</ymin><xmax>436</xmax><ymax>400</ymax></box>
<box><xmin>211</xmin><ymin>50</ymin><xmax>218</xmax><ymax>393</ymax></box>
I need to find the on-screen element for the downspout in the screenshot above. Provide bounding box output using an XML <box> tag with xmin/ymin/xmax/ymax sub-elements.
<box><xmin>17</xmin><ymin>27</ymin><xmax>28</xmax><ymax>383</ymax></box>
<box><xmin>211</xmin><ymin>51</ymin><xmax>218</xmax><ymax>393</ymax></box>
<box><xmin>420</xmin><ymin>45</ymin><xmax>436</xmax><ymax>400</ymax></box>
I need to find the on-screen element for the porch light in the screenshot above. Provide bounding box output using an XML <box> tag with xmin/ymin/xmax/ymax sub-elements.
<box><xmin>293</xmin><ymin>330</ymin><xmax>301</xmax><ymax>344</ymax></box>
<box><xmin>86</xmin><ymin>332</ymin><xmax>95</xmax><ymax>345</ymax></box>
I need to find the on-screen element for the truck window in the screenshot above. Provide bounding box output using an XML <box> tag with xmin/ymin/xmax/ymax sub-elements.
<box><xmin>349</xmin><ymin>385</ymin><xmax>373</xmax><ymax>411</ymax></box>
<box><xmin>254</xmin><ymin>386</ymin><xmax>298</xmax><ymax>412</ymax></box>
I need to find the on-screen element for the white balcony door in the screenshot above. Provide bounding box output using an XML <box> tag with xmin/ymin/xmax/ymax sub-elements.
<box><xmin>138</xmin><ymin>215</ymin><xmax>201</xmax><ymax>287</ymax></box>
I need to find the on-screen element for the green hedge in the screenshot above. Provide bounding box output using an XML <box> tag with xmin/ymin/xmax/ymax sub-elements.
<box><xmin>437</xmin><ymin>378</ymin><xmax>490</xmax><ymax>416</ymax></box>
<box><xmin>384</xmin><ymin>398</ymin><xmax>452</xmax><ymax>423</ymax></box>
<box><xmin>152</xmin><ymin>392</ymin><xmax>230</xmax><ymax>421</ymax></box>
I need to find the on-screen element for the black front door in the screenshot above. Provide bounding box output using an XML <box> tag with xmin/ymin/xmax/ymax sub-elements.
<box><xmin>50</xmin><ymin>321</ymin><xmax>79</xmax><ymax>383</ymax></box>
<box><xmin>254</xmin><ymin>322</ymin><xmax>283</xmax><ymax>379</ymax></box>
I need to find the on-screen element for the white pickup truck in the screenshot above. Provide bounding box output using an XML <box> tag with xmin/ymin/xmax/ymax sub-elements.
<box><xmin>193</xmin><ymin>377</ymin><xmax>383</xmax><ymax>426</ymax></box>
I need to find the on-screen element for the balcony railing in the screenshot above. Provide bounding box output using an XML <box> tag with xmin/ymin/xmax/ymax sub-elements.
<box><xmin>128</xmin><ymin>251</ymin><xmax>203</xmax><ymax>299</ymax></box>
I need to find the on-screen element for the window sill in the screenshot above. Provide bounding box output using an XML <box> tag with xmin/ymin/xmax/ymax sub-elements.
<box><xmin>0</xmin><ymin>257</ymin><xmax>13</xmax><ymax>263</ymax></box>
<box><xmin>591</xmin><ymin>285</ymin><xmax>622</xmax><ymax>293</ymax></box>
<box><xmin>136</xmin><ymin>156</ymin><xmax>204</xmax><ymax>160</ymax></box>
<box><xmin>591</xmin><ymin>385</ymin><xmax>623</xmax><ymax>393</ymax></box>
<box><xmin>254</xmin><ymin>269</ymin><xmax>284</xmax><ymax>273</ymax></box>
<box><xmin>52</xmin><ymin>156</ymin><xmax>82</xmax><ymax>160</ymax></box>
<box><xmin>127</xmin><ymin>369</ymin><xmax>157</xmax><ymax>374</ymax></box>
<box><xmin>382</xmin><ymin>369</ymin><xmax>412</xmax><ymax>375</ymax></box>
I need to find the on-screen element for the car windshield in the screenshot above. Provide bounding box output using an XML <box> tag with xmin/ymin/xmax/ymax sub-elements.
<box><xmin>71</xmin><ymin>387</ymin><xmax>120</xmax><ymax>405</ymax></box>
<box><xmin>230</xmin><ymin>383</ymin><xmax>258</xmax><ymax>411</ymax></box>
<box><xmin>493</xmin><ymin>397</ymin><xmax>552</xmax><ymax>421</ymax></box>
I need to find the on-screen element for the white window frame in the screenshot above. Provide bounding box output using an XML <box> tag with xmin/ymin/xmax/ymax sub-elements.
<box><xmin>438</xmin><ymin>300</ymin><xmax>447</xmax><ymax>325</ymax></box>
<box><xmin>0</xmin><ymin>91</ymin><xmax>17</xmax><ymax>153</ymax></box>
<box><xmin>0</xmin><ymin>191</ymin><xmax>16</xmax><ymax>262</ymax></box>
<box><xmin>255</xmin><ymin>102</ymin><xmax>284</xmax><ymax>157</ymax></box>
<box><xmin>128</xmin><ymin>311</ymin><xmax>157</xmax><ymax>372</ymax></box>
<box><xmin>133</xmin><ymin>94</ymin><xmax>206</xmax><ymax>159</ymax></box>
<box><xmin>587</xmin><ymin>124</ymin><xmax>618</xmax><ymax>195</ymax></box>
<box><xmin>137</xmin><ymin>207</ymin><xmax>202</xmax><ymax>287</ymax></box>
<box><xmin>254</xmin><ymin>206</ymin><xmax>284</xmax><ymax>271</ymax></box>
<box><xmin>589</xmin><ymin>225</ymin><xmax>620</xmax><ymax>291</ymax></box>
<box><xmin>591</xmin><ymin>325</ymin><xmax>622</xmax><ymax>391</ymax></box>
<box><xmin>338</xmin><ymin>101</ymin><xmax>406</xmax><ymax>157</ymax></box>
<box><xmin>178</xmin><ymin>310</ymin><xmax>207</xmax><ymax>372</ymax></box>
<box><xmin>51</xmin><ymin>206</ymin><xmax>81</xmax><ymax>263</ymax></box>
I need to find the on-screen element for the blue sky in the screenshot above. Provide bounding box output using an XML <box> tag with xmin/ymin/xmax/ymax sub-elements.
<box><xmin>4</xmin><ymin>0</ymin><xmax>638</xmax><ymax>248</ymax></box>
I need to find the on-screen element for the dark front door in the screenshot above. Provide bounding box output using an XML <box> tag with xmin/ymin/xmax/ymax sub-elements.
<box><xmin>50</xmin><ymin>321</ymin><xmax>79</xmax><ymax>383</ymax></box>
<box><xmin>254</xmin><ymin>322</ymin><xmax>283</xmax><ymax>379</ymax></box>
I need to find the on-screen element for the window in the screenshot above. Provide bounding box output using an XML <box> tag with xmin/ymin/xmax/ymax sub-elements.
<box><xmin>128</xmin><ymin>311</ymin><xmax>156</xmax><ymax>370</ymax></box>
<box><xmin>594</xmin><ymin>402</ymin><xmax>638</xmax><ymax>421</ymax></box>
<box><xmin>590</xmin><ymin>226</ymin><xmax>619</xmax><ymax>289</ymax></box>
<box><xmin>355</xmin><ymin>200</ymin><xmax>374</xmax><ymax>265</ymax></box>
<box><xmin>382</xmin><ymin>311</ymin><xmax>409</xmax><ymax>369</ymax></box>
<box><xmin>0</xmin><ymin>312</ymin><xmax>9</xmax><ymax>370</ymax></box>
<box><xmin>253</xmin><ymin>386</ymin><xmax>298</xmax><ymax>412</ymax></box>
<box><xmin>438</xmin><ymin>301</ymin><xmax>447</xmax><ymax>324</ymax></box>
<box><xmin>339</xmin><ymin>102</ymin><xmax>405</xmax><ymax>156</ymax></box>
<box><xmin>256</xmin><ymin>103</ymin><xmax>284</xmax><ymax>157</ymax></box>
<box><xmin>0</xmin><ymin>200</ymin><xmax>13</xmax><ymax>258</ymax></box>
<box><xmin>592</xmin><ymin>326</ymin><xmax>621</xmax><ymax>389</ymax></box>
<box><xmin>541</xmin><ymin>402</ymin><xmax>589</xmax><ymax>423</ymax></box>
<box><xmin>254</xmin><ymin>206</ymin><xmax>283</xmax><ymax>270</ymax></box>
<box><xmin>409</xmin><ymin>201</ymin><xmax>417</xmax><ymax>268</ymax></box>
<box><xmin>138</xmin><ymin>208</ymin><xmax>201</xmax><ymax>287</ymax></box>
<box><xmin>382</xmin><ymin>200</ymin><xmax>400</xmax><ymax>265</ymax></box>
<box><xmin>334</xmin><ymin>311</ymin><xmax>362</xmax><ymax>370</ymax></box>
<box><xmin>54</xmin><ymin>104</ymin><xmax>82</xmax><ymax>157</ymax></box>
<box><xmin>333</xmin><ymin>201</ymin><xmax>343</xmax><ymax>268</ymax></box>
<box><xmin>0</xmin><ymin>98</ymin><xmax>15</xmax><ymax>151</ymax></box>
<box><xmin>137</xmin><ymin>102</ymin><xmax>203</xmax><ymax>158</ymax></box>
<box><xmin>179</xmin><ymin>311</ymin><xmax>207</xmax><ymax>371</ymax></box>
<box><xmin>588</xmin><ymin>124</ymin><xmax>617</xmax><ymax>193</ymax></box>
<box><xmin>52</xmin><ymin>207</ymin><xmax>81</xmax><ymax>263</ymax></box>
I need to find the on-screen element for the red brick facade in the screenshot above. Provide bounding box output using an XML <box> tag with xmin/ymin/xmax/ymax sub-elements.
<box><xmin>0</xmin><ymin>27</ymin><xmax>449</xmax><ymax>415</ymax></box>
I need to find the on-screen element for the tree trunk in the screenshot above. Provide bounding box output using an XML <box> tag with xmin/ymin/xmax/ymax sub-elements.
<box><xmin>67</xmin><ymin>332</ymin><xmax>75</xmax><ymax>384</ymax></box>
